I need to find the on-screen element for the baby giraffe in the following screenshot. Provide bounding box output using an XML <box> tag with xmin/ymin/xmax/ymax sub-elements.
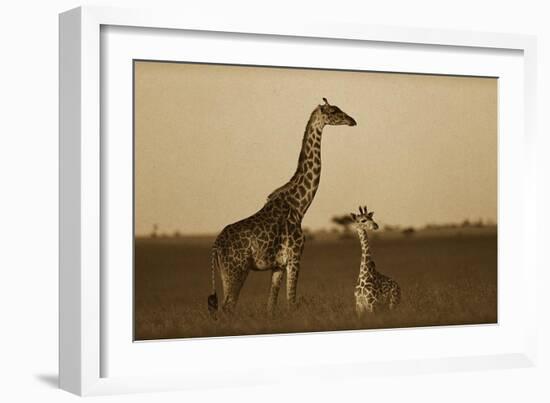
<box><xmin>351</xmin><ymin>206</ymin><xmax>401</xmax><ymax>316</ymax></box>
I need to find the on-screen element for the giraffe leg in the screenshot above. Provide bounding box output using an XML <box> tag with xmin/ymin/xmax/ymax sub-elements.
<box><xmin>365</xmin><ymin>293</ymin><xmax>377</xmax><ymax>313</ymax></box>
<box><xmin>285</xmin><ymin>257</ymin><xmax>300</xmax><ymax>309</ymax></box>
<box><xmin>356</xmin><ymin>301</ymin><xmax>366</xmax><ymax>318</ymax></box>
<box><xmin>389</xmin><ymin>284</ymin><xmax>401</xmax><ymax>310</ymax></box>
<box><xmin>389</xmin><ymin>291</ymin><xmax>396</xmax><ymax>310</ymax></box>
<box><xmin>285</xmin><ymin>230</ymin><xmax>304</xmax><ymax>310</ymax></box>
<box><xmin>221</xmin><ymin>264</ymin><xmax>248</xmax><ymax>313</ymax></box>
<box><xmin>267</xmin><ymin>269</ymin><xmax>284</xmax><ymax>315</ymax></box>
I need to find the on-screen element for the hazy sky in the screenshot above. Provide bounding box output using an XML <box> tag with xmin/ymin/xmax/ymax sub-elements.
<box><xmin>134</xmin><ymin>61</ymin><xmax>497</xmax><ymax>236</ymax></box>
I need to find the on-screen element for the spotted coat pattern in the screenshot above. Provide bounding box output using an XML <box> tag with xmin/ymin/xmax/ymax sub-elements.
<box><xmin>208</xmin><ymin>99</ymin><xmax>357</xmax><ymax>316</ymax></box>
<box><xmin>351</xmin><ymin>208</ymin><xmax>401</xmax><ymax>315</ymax></box>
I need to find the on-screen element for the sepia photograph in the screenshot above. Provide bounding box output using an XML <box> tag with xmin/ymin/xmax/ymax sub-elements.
<box><xmin>133</xmin><ymin>60</ymin><xmax>497</xmax><ymax>340</ymax></box>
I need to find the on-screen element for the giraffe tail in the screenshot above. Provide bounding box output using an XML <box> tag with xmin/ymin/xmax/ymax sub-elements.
<box><xmin>207</xmin><ymin>246</ymin><xmax>219</xmax><ymax>319</ymax></box>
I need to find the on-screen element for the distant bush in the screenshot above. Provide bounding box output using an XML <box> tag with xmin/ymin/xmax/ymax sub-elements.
<box><xmin>402</xmin><ymin>227</ymin><xmax>415</xmax><ymax>236</ymax></box>
<box><xmin>339</xmin><ymin>231</ymin><xmax>355</xmax><ymax>240</ymax></box>
<box><xmin>303</xmin><ymin>228</ymin><xmax>315</xmax><ymax>241</ymax></box>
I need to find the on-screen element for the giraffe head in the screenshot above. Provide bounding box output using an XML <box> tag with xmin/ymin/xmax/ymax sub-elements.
<box><xmin>318</xmin><ymin>98</ymin><xmax>357</xmax><ymax>127</ymax></box>
<box><xmin>350</xmin><ymin>205</ymin><xmax>379</xmax><ymax>231</ymax></box>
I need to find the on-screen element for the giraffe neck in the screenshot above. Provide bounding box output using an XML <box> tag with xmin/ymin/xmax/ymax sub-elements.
<box><xmin>357</xmin><ymin>228</ymin><xmax>375</xmax><ymax>279</ymax></box>
<box><xmin>265</xmin><ymin>107</ymin><xmax>325</xmax><ymax>217</ymax></box>
<box><xmin>288</xmin><ymin>108</ymin><xmax>324</xmax><ymax>216</ymax></box>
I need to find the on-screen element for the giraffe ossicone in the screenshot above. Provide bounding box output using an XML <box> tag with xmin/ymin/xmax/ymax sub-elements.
<box><xmin>208</xmin><ymin>98</ymin><xmax>357</xmax><ymax>316</ymax></box>
<box><xmin>351</xmin><ymin>206</ymin><xmax>401</xmax><ymax>315</ymax></box>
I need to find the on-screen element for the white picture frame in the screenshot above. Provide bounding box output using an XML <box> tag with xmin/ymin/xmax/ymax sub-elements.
<box><xmin>59</xmin><ymin>5</ymin><xmax>538</xmax><ymax>396</ymax></box>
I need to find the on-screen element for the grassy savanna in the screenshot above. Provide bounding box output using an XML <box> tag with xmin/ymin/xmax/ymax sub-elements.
<box><xmin>134</xmin><ymin>229</ymin><xmax>497</xmax><ymax>340</ymax></box>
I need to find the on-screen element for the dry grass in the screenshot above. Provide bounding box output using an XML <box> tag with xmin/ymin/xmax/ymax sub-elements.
<box><xmin>135</xmin><ymin>232</ymin><xmax>497</xmax><ymax>340</ymax></box>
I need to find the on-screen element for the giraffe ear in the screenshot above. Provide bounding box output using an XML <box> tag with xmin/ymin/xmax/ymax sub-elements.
<box><xmin>350</xmin><ymin>213</ymin><xmax>356</xmax><ymax>221</ymax></box>
<box><xmin>368</xmin><ymin>211</ymin><xmax>374</xmax><ymax>218</ymax></box>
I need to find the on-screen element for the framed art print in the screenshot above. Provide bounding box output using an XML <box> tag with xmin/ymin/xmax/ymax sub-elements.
<box><xmin>59</xmin><ymin>6</ymin><xmax>538</xmax><ymax>396</ymax></box>
<box><xmin>133</xmin><ymin>61</ymin><xmax>497</xmax><ymax>340</ymax></box>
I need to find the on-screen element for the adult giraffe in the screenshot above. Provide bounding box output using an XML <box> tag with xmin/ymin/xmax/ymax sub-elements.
<box><xmin>208</xmin><ymin>98</ymin><xmax>357</xmax><ymax>316</ymax></box>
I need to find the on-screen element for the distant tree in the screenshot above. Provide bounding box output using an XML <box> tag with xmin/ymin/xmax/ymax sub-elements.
<box><xmin>151</xmin><ymin>223</ymin><xmax>159</xmax><ymax>238</ymax></box>
<box><xmin>331</xmin><ymin>215</ymin><xmax>354</xmax><ymax>233</ymax></box>
<box><xmin>383</xmin><ymin>224</ymin><xmax>400</xmax><ymax>232</ymax></box>
<box><xmin>461</xmin><ymin>219</ymin><xmax>471</xmax><ymax>227</ymax></box>
<box><xmin>173</xmin><ymin>230</ymin><xmax>182</xmax><ymax>238</ymax></box>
